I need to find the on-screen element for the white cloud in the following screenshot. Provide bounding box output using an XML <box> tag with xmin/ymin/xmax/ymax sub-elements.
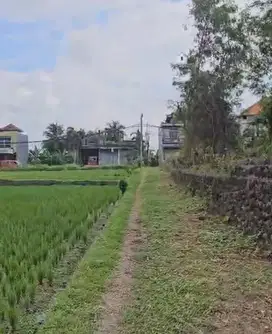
<box><xmin>0</xmin><ymin>0</ymin><xmax>257</xmax><ymax>148</ymax></box>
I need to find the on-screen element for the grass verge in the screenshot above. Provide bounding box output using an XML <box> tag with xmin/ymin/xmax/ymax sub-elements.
<box><xmin>121</xmin><ymin>168</ymin><xmax>272</xmax><ymax>334</ymax></box>
<box><xmin>37</xmin><ymin>170</ymin><xmax>141</xmax><ymax>334</ymax></box>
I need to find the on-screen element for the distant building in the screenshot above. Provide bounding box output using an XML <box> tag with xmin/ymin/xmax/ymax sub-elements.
<box><xmin>238</xmin><ymin>101</ymin><xmax>263</xmax><ymax>135</ymax></box>
<box><xmin>0</xmin><ymin>124</ymin><xmax>29</xmax><ymax>165</ymax></box>
<box><xmin>80</xmin><ymin>135</ymin><xmax>137</xmax><ymax>166</ymax></box>
<box><xmin>158</xmin><ymin>113</ymin><xmax>184</xmax><ymax>163</ymax></box>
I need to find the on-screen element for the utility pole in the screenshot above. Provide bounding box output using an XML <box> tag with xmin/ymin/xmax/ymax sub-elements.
<box><xmin>145</xmin><ymin>123</ymin><xmax>150</xmax><ymax>163</ymax></box>
<box><xmin>140</xmin><ymin>113</ymin><xmax>143</xmax><ymax>167</ymax></box>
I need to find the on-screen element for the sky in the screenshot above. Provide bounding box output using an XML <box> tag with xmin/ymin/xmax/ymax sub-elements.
<box><xmin>0</xmin><ymin>0</ymin><xmax>257</xmax><ymax>148</ymax></box>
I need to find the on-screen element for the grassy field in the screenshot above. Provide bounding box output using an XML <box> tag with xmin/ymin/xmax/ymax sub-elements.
<box><xmin>0</xmin><ymin>185</ymin><xmax>120</xmax><ymax>332</ymax></box>
<box><xmin>2</xmin><ymin>167</ymin><xmax>270</xmax><ymax>333</ymax></box>
<box><xmin>0</xmin><ymin>169</ymin><xmax>130</xmax><ymax>180</ymax></box>
<box><xmin>121</xmin><ymin>169</ymin><xmax>272</xmax><ymax>334</ymax></box>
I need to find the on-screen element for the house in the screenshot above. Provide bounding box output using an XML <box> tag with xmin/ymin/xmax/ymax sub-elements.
<box><xmin>80</xmin><ymin>135</ymin><xmax>137</xmax><ymax>166</ymax></box>
<box><xmin>0</xmin><ymin>124</ymin><xmax>29</xmax><ymax>166</ymax></box>
<box><xmin>158</xmin><ymin>113</ymin><xmax>184</xmax><ymax>163</ymax></box>
<box><xmin>238</xmin><ymin>101</ymin><xmax>263</xmax><ymax>135</ymax></box>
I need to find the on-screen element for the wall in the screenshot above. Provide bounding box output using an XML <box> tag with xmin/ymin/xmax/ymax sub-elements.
<box><xmin>163</xmin><ymin>148</ymin><xmax>180</xmax><ymax>162</ymax></box>
<box><xmin>99</xmin><ymin>149</ymin><xmax>118</xmax><ymax>165</ymax></box>
<box><xmin>171</xmin><ymin>166</ymin><xmax>272</xmax><ymax>250</ymax></box>
<box><xmin>0</xmin><ymin>130</ymin><xmax>17</xmax><ymax>150</ymax></box>
<box><xmin>15</xmin><ymin>133</ymin><xmax>29</xmax><ymax>166</ymax></box>
<box><xmin>0</xmin><ymin>131</ymin><xmax>29</xmax><ymax>165</ymax></box>
<box><xmin>158</xmin><ymin>125</ymin><xmax>184</xmax><ymax>164</ymax></box>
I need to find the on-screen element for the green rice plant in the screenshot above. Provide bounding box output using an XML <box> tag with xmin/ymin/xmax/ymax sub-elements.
<box><xmin>23</xmin><ymin>295</ymin><xmax>30</xmax><ymax>310</ymax></box>
<box><xmin>1</xmin><ymin>274</ymin><xmax>7</xmax><ymax>297</ymax></box>
<box><xmin>7</xmin><ymin>307</ymin><xmax>17</xmax><ymax>332</ymax></box>
<box><xmin>14</xmin><ymin>282</ymin><xmax>21</xmax><ymax>303</ymax></box>
<box><xmin>47</xmin><ymin>269</ymin><xmax>54</xmax><ymax>287</ymax></box>
<box><xmin>7</xmin><ymin>288</ymin><xmax>16</xmax><ymax>307</ymax></box>
<box><xmin>20</xmin><ymin>279</ymin><xmax>27</xmax><ymax>298</ymax></box>
<box><xmin>28</xmin><ymin>284</ymin><xmax>36</xmax><ymax>303</ymax></box>
<box><xmin>27</xmin><ymin>266</ymin><xmax>36</xmax><ymax>283</ymax></box>
<box><xmin>0</xmin><ymin>183</ymin><xmax>121</xmax><ymax>320</ymax></box>
<box><xmin>82</xmin><ymin>232</ymin><xmax>88</xmax><ymax>244</ymax></box>
<box><xmin>0</xmin><ymin>300</ymin><xmax>6</xmax><ymax>322</ymax></box>
<box><xmin>37</xmin><ymin>264</ymin><xmax>45</xmax><ymax>285</ymax></box>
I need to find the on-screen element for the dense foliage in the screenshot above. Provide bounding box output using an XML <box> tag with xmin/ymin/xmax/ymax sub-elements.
<box><xmin>171</xmin><ymin>0</ymin><xmax>272</xmax><ymax>158</ymax></box>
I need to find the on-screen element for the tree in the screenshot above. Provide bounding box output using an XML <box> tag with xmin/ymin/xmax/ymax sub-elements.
<box><xmin>172</xmin><ymin>0</ymin><xmax>247</xmax><ymax>155</ymax></box>
<box><xmin>243</xmin><ymin>0</ymin><xmax>272</xmax><ymax>149</ymax></box>
<box><xmin>262</xmin><ymin>95</ymin><xmax>272</xmax><ymax>141</ymax></box>
<box><xmin>28</xmin><ymin>146</ymin><xmax>41</xmax><ymax>164</ymax></box>
<box><xmin>130</xmin><ymin>130</ymin><xmax>142</xmax><ymax>151</ymax></box>
<box><xmin>64</xmin><ymin>127</ymin><xmax>87</xmax><ymax>163</ymax></box>
<box><xmin>104</xmin><ymin>121</ymin><xmax>125</xmax><ymax>142</ymax></box>
<box><xmin>244</xmin><ymin>0</ymin><xmax>272</xmax><ymax>94</ymax></box>
<box><xmin>43</xmin><ymin>123</ymin><xmax>65</xmax><ymax>153</ymax></box>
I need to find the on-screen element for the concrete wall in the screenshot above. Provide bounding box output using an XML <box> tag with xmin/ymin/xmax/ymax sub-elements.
<box><xmin>99</xmin><ymin>148</ymin><xmax>131</xmax><ymax>165</ymax></box>
<box><xmin>16</xmin><ymin>133</ymin><xmax>29</xmax><ymax>166</ymax></box>
<box><xmin>99</xmin><ymin>149</ymin><xmax>118</xmax><ymax>165</ymax></box>
<box><xmin>0</xmin><ymin>131</ymin><xmax>28</xmax><ymax>165</ymax></box>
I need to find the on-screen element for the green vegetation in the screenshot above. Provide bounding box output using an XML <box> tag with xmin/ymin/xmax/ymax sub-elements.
<box><xmin>0</xmin><ymin>185</ymin><xmax>120</xmax><ymax>332</ymax></box>
<box><xmin>38</xmin><ymin>170</ymin><xmax>141</xmax><ymax>333</ymax></box>
<box><xmin>122</xmin><ymin>169</ymin><xmax>272</xmax><ymax>333</ymax></box>
<box><xmin>0</xmin><ymin>169</ymin><xmax>130</xmax><ymax>181</ymax></box>
<box><xmin>170</xmin><ymin>0</ymin><xmax>271</xmax><ymax>160</ymax></box>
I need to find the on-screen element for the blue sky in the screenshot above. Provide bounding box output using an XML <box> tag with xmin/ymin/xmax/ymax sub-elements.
<box><xmin>0</xmin><ymin>9</ymin><xmax>111</xmax><ymax>72</ymax></box>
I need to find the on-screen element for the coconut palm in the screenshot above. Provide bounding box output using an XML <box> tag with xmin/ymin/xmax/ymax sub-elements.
<box><xmin>104</xmin><ymin>121</ymin><xmax>125</xmax><ymax>142</ymax></box>
<box><xmin>43</xmin><ymin>123</ymin><xmax>65</xmax><ymax>153</ymax></box>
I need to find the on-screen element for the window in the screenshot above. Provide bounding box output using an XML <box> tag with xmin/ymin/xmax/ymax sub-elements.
<box><xmin>162</xmin><ymin>128</ymin><xmax>180</xmax><ymax>143</ymax></box>
<box><xmin>0</xmin><ymin>137</ymin><xmax>11</xmax><ymax>148</ymax></box>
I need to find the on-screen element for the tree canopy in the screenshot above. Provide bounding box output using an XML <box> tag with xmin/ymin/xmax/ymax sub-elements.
<box><xmin>171</xmin><ymin>0</ymin><xmax>272</xmax><ymax>156</ymax></box>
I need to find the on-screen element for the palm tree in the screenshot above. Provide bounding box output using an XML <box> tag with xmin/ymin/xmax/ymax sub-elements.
<box><xmin>43</xmin><ymin>123</ymin><xmax>65</xmax><ymax>153</ymax></box>
<box><xmin>104</xmin><ymin>121</ymin><xmax>125</xmax><ymax>142</ymax></box>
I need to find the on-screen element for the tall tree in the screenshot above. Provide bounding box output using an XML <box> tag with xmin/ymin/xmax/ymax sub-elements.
<box><xmin>172</xmin><ymin>0</ymin><xmax>246</xmax><ymax>154</ymax></box>
<box><xmin>130</xmin><ymin>130</ymin><xmax>142</xmax><ymax>152</ymax></box>
<box><xmin>104</xmin><ymin>121</ymin><xmax>125</xmax><ymax>142</ymax></box>
<box><xmin>244</xmin><ymin>0</ymin><xmax>272</xmax><ymax>94</ymax></box>
<box><xmin>43</xmin><ymin>123</ymin><xmax>65</xmax><ymax>153</ymax></box>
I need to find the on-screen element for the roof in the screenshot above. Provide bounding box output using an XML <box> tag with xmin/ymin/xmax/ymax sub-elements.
<box><xmin>240</xmin><ymin>102</ymin><xmax>263</xmax><ymax>117</ymax></box>
<box><xmin>0</xmin><ymin>124</ymin><xmax>23</xmax><ymax>132</ymax></box>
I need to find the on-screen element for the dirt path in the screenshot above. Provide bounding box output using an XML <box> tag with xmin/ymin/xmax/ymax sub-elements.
<box><xmin>95</xmin><ymin>172</ymin><xmax>144</xmax><ymax>334</ymax></box>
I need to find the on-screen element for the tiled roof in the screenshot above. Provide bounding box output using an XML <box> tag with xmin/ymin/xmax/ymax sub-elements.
<box><xmin>0</xmin><ymin>124</ymin><xmax>23</xmax><ymax>132</ymax></box>
<box><xmin>241</xmin><ymin>102</ymin><xmax>263</xmax><ymax>117</ymax></box>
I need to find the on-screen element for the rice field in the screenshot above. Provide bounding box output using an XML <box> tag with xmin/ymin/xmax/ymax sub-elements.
<box><xmin>0</xmin><ymin>185</ymin><xmax>120</xmax><ymax>332</ymax></box>
<box><xmin>0</xmin><ymin>169</ymin><xmax>129</xmax><ymax>181</ymax></box>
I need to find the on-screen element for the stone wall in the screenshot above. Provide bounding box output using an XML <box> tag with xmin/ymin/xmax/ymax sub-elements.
<box><xmin>171</xmin><ymin>166</ymin><xmax>272</xmax><ymax>249</ymax></box>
